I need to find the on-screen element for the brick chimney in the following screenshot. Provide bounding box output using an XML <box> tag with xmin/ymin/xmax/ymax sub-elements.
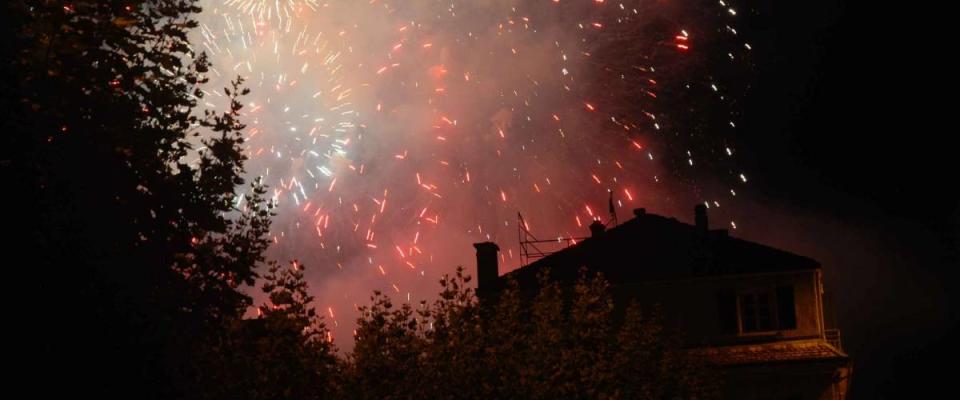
<box><xmin>473</xmin><ymin>242</ymin><xmax>500</xmax><ymax>291</ymax></box>
<box><xmin>589</xmin><ymin>220</ymin><xmax>607</xmax><ymax>237</ymax></box>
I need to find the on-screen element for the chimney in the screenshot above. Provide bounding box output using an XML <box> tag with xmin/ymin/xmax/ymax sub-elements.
<box><xmin>473</xmin><ymin>242</ymin><xmax>500</xmax><ymax>291</ymax></box>
<box><xmin>695</xmin><ymin>204</ymin><xmax>709</xmax><ymax>232</ymax></box>
<box><xmin>589</xmin><ymin>220</ymin><xmax>607</xmax><ymax>237</ymax></box>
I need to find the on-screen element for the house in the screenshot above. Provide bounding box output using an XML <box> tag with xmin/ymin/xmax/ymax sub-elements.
<box><xmin>473</xmin><ymin>205</ymin><xmax>852</xmax><ymax>400</ymax></box>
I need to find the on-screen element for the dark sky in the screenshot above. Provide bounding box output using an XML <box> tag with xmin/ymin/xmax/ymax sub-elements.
<box><xmin>735</xmin><ymin>0</ymin><xmax>956</xmax><ymax>397</ymax></box>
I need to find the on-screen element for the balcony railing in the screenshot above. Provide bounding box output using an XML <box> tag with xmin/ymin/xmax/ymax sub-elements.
<box><xmin>825</xmin><ymin>329</ymin><xmax>843</xmax><ymax>351</ymax></box>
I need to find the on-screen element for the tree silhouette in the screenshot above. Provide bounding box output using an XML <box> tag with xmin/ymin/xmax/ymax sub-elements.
<box><xmin>483</xmin><ymin>278</ymin><xmax>529</xmax><ymax>398</ymax></box>
<box><xmin>8</xmin><ymin>1</ymin><xmax>273</xmax><ymax>397</ymax></box>
<box><xmin>208</xmin><ymin>260</ymin><xmax>341</xmax><ymax>400</ymax></box>
<box><xmin>564</xmin><ymin>270</ymin><xmax>617</xmax><ymax>398</ymax></box>
<box><xmin>415</xmin><ymin>268</ymin><xmax>487</xmax><ymax>398</ymax></box>
<box><xmin>345</xmin><ymin>267</ymin><xmax>720</xmax><ymax>399</ymax></box>
<box><xmin>348</xmin><ymin>291</ymin><xmax>424</xmax><ymax>400</ymax></box>
<box><xmin>612</xmin><ymin>302</ymin><xmax>722</xmax><ymax>399</ymax></box>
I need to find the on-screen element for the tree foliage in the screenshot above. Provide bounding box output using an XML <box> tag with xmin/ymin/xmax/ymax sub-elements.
<box><xmin>7</xmin><ymin>1</ymin><xmax>273</xmax><ymax>397</ymax></box>
<box><xmin>205</xmin><ymin>260</ymin><xmax>341</xmax><ymax>400</ymax></box>
<box><xmin>345</xmin><ymin>267</ymin><xmax>720</xmax><ymax>400</ymax></box>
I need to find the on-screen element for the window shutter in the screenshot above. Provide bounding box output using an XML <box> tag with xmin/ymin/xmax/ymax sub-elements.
<box><xmin>776</xmin><ymin>285</ymin><xmax>797</xmax><ymax>330</ymax></box>
<box><xmin>717</xmin><ymin>290</ymin><xmax>738</xmax><ymax>334</ymax></box>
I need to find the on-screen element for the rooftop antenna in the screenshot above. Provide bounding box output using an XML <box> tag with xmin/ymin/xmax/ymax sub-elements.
<box><xmin>516</xmin><ymin>193</ymin><xmax>620</xmax><ymax>267</ymax></box>
<box><xmin>517</xmin><ymin>212</ymin><xmax>588</xmax><ymax>267</ymax></box>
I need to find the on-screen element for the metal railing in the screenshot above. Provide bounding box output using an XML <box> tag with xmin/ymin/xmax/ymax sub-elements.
<box><xmin>825</xmin><ymin>329</ymin><xmax>843</xmax><ymax>351</ymax></box>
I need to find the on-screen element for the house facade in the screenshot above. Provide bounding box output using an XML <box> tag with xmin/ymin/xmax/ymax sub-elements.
<box><xmin>474</xmin><ymin>205</ymin><xmax>851</xmax><ymax>399</ymax></box>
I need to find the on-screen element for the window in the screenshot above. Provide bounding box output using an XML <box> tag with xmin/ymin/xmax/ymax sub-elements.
<box><xmin>717</xmin><ymin>285</ymin><xmax>796</xmax><ymax>334</ymax></box>
<box><xmin>739</xmin><ymin>291</ymin><xmax>775</xmax><ymax>332</ymax></box>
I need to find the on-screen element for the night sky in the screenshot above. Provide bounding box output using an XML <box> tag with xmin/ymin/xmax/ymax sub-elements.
<box><xmin>727</xmin><ymin>0</ymin><xmax>956</xmax><ymax>397</ymax></box>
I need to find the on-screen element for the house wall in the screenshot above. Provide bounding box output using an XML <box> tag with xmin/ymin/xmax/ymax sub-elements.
<box><xmin>720</xmin><ymin>362</ymin><xmax>847</xmax><ymax>400</ymax></box>
<box><xmin>609</xmin><ymin>269</ymin><xmax>823</xmax><ymax>346</ymax></box>
<box><xmin>486</xmin><ymin>266</ymin><xmax>848</xmax><ymax>400</ymax></box>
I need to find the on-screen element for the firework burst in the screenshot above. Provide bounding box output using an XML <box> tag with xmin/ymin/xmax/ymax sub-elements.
<box><xmin>224</xmin><ymin>0</ymin><xmax>320</xmax><ymax>26</ymax></box>
<box><xmin>195</xmin><ymin>0</ymin><xmax>756</xmax><ymax>344</ymax></box>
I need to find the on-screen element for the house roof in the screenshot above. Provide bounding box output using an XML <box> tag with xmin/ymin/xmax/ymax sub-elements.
<box><xmin>691</xmin><ymin>339</ymin><xmax>848</xmax><ymax>367</ymax></box>
<box><xmin>500</xmin><ymin>208</ymin><xmax>820</xmax><ymax>287</ymax></box>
